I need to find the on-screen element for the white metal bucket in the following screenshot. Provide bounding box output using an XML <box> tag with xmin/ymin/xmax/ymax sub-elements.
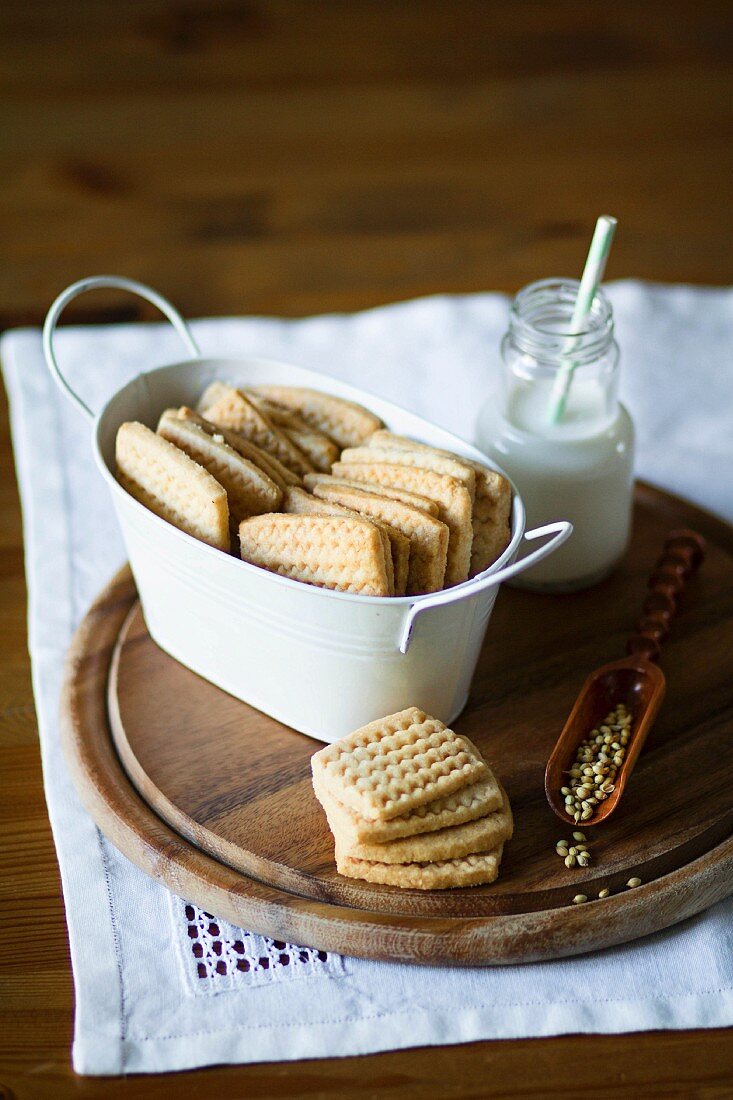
<box><xmin>44</xmin><ymin>277</ymin><xmax>572</xmax><ymax>742</ymax></box>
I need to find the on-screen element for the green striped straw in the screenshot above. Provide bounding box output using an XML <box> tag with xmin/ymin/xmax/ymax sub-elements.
<box><xmin>547</xmin><ymin>215</ymin><xmax>618</xmax><ymax>424</ymax></box>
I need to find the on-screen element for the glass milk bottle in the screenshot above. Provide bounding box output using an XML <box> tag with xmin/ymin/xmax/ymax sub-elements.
<box><xmin>477</xmin><ymin>278</ymin><xmax>634</xmax><ymax>591</ymax></box>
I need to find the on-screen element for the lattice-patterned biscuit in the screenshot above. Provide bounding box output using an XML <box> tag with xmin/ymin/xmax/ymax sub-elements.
<box><xmin>283</xmin><ymin>427</ymin><xmax>340</xmax><ymax>473</ymax></box>
<box><xmin>251</xmin><ymin>385</ymin><xmax>383</xmax><ymax>449</ymax></box>
<box><xmin>310</xmin><ymin>481</ymin><xmax>447</xmax><ymax>595</ymax></box>
<box><xmin>470</xmin><ymin>518</ymin><xmax>512</xmax><ymax>577</ymax></box>
<box><xmin>174</xmin><ymin>406</ymin><xmax>301</xmax><ymax>491</ymax></box>
<box><xmin>238</xmin><ymin>513</ymin><xmax>391</xmax><ymax>596</ymax></box>
<box><xmin>312</xmin><ymin>771</ymin><xmax>504</xmax><ymax>844</ymax></box>
<box><xmin>281</xmin><ymin>487</ymin><xmax>396</xmax><ymax>595</ymax></box>
<box><xmin>245</xmin><ymin>392</ymin><xmax>341</xmax><ymax>469</ymax></box>
<box><xmin>304</xmin><ymin>474</ymin><xmax>440</xmax><ymax>518</ymax></box>
<box><xmin>116</xmin><ymin>422</ymin><xmax>229</xmax><ymax>550</ymax></box>
<box><xmin>244</xmin><ymin>392</ymin><xmax>311</xmax><ymax>429</ymax></box>
<box><xmin>324</xmin><ymin>787</ymin><xmax>512</xmax><ymax>864</ymax></box>
<box><xmin>158</xmin><ymin>411</ymin><xmax>282</xmax><ymax>524</ymax></box>
<box><xmin>284</xmin><ymin>487</ymin><xmax>410</xmax><ymax>596</ymax></box>
<box><xmin>367</xmin><ymin>431</ymin><xmax>512</xmax><ymax>576</ymax></box>
<box><xmin>340</xmin><ymin>445</ymin><xmax>476</xmax><ymax>500</ymax></box>
<box><xmin>332</xmin><ymin>462</ymin><xmax>473</xmax><ymax>587</ymax></box>
<box><xmin>335</xmin><ymin>844</ymin><xmax>504</xmax><ymax>890</ymax></box>
<box><xmin>311</xmin><ymin>707</ymin><xmax>488</xmax><ymax>821</ymax></box>
<box><xmin>198</xmin><ymin>382</ymin><xmax>314</xmax><ymax>477</ymax></box>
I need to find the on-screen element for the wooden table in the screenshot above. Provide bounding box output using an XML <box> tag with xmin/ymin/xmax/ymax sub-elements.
<box><xmin>1</xmin><ymin>2</ymin><xmax>732</xmax><ymax>1095</ymax></box>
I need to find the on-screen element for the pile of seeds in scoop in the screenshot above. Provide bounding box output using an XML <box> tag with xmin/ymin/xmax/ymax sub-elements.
<box><xmin>561</xmin><ymin>703</ymin><xmax>632</xmax><ymax>823</ymax></box>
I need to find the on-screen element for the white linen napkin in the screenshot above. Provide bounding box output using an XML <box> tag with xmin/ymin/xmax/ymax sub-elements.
<box><xmin>3</xmin><ymin>280</ymin><xmax>732</xmax><ymax>1077</ymax></box>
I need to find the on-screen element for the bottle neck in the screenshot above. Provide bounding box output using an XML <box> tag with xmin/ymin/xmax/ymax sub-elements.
<box><xmin>501</xmin><ymin>279</ymin><xmax>620</xmax><ymax>439</ymax></box>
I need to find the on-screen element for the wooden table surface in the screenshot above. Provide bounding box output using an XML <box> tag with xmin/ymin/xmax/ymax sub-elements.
<box><xmin>1</xmin><ymin>2</ymin><xmax>732</xmax><ymax>1095</ymax></box>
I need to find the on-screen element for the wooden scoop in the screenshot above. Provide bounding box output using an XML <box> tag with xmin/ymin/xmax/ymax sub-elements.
<box><xmin>545</xmin><ymin>530</ymin><xmax>706</xmax><ymax>826</ymax></box>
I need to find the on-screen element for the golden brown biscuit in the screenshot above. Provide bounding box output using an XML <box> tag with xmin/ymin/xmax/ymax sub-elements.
<box><xmin>157</xmin><ymin>411</ymin><xmax>282</xmax><ymax>523</ymax></box>
<box><xmin>332</xmin><ymin>462</ymin><xmax>473</xmax><ymax>587</ymax></box>
<box><xmin>238</xmin><ymin>513</ymin><xmax>391</xmax><ymax>596</ymax></box>
<box><xmin>323</xmin><ymin>788</ymin><xmax>512</xmax><ymax>864</ymax></box>
<box><xmin>174</xmin><ymin>406</ymin><xmax>301</xmax><ymax>491</ymax></box>
<box><xmin>340</xmin><ymin>445</ymin><xmax>476</xmax><ymax>499</ymax></box>
<box><xmin>367</xmin><ymin>431</ymin><xmax>512</xmax><ymax>575</ymax></box>
<box><xmin>243</xmin><ymin>394</ymin><xmax>341</xmax><ymax>471</ymax></box>
<box><xmin>310</xmin><ymin>481</ymin><xmax>448</xmax><ymax>595</ymax></box>
<box><xmin>335</xmin><ymin>844</ymin><xmax>504</xmax><ymax>890</ymax></box>
<box><xmin>281</xmin><ymin>487</ymin><xmax>396</xmax><ymax>596</ymax></box>
<box><xmin>198</xmin><ymin>381</ymin><xmax>314</xmax><ymax>478</ymax></box>
<box><xmin>312</xmin><ymin>771</ymin><xmax>504</xmax><ymax>844</ymax></box>
<box><xmin>311</xmin><ymin>707</ymin><xmax>488</xmax><ymax>822</ymax></box>
<box><xmin>282</xmin><ymin>427</ymin><xmax>340</xmax><ymax>473</ymax></box>
<box><xmin>304</xmin><ymin>473</ymin><xmax>440</xmax><ymax>517</ymax></box>
<box><xmin>251</xmin><ymin>385</ymin><xmax>383</xmax><ymax>449</ymax></box>
<box><xmin>115</xmin><ymin>422</ymin><xmax>229</xmax><ymax>551</ymax></box>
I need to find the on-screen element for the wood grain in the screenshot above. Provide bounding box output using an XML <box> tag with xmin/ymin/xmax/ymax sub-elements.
<box><xmin>66</xmin><ymin>487</ymin><xmax>733</xmax><ymax>964</ymax></box>
<box><xmin>1</xmin><ymin>0</ymin><xmax>732</xmax><ymax>1091</ymax></box>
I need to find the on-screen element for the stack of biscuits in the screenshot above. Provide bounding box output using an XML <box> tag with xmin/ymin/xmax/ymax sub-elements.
<box><xmin>115</xmin><ymin>381</ymin><xmax>512</xmax><ymax>596</ymax></box>
<box><xmin>311</xmin><ymin>707</ymin><xmax>513</xmax><ymax>890</ymax></box>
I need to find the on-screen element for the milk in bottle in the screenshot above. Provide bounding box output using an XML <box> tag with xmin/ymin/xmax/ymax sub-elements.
<box><xmin>477</xmin><ymin>279</ymin><xmax>634</xmax><ymax>591</ymax></box>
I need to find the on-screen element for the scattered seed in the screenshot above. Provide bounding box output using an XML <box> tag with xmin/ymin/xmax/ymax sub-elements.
<box><xmin>573</xmin><ymin>894</ymin><xmax>588</xmax><ymax>905</ymax></box>
<box><xmin>627</xmin><ymin>877</ymin><xmax>642</xmax><ymax>888</ymax></box>
<box><xmin>565</xmin><ymin>854</ymin><xmax>576</xmax><ymax>868</ymax></box>
<box><xmin>598</xmin><ymin>888</ymin><xmax>610</xmax><ymax>899</ymax></box>
<box><xmin>573</xmin><ymin>831</ymin><xmax>586</xmax><ymax>842</ymax></box>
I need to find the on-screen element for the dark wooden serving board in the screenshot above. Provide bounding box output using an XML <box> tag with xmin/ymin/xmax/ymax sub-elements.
<box><xmin>61</xmin><ymin>484</ymin><xmax>733</xmax><ymax>964</ymax></box>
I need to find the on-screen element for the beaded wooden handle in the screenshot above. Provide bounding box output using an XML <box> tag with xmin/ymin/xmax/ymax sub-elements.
<box><xmin>626</xmin><ymin>529</ymin><xmax>706</xmax><ymax>662</ymax></box>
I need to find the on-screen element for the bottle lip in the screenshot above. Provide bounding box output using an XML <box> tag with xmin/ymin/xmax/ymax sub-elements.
<box><xmin>509</xmin><ymin>278</ymin><xmax>615</xmax><ymax>363</ymax></box>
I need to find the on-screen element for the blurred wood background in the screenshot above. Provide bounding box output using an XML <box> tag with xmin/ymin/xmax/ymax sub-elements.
<box><xmin>1</xmin><ymin>1</ymin><xmax>732</xmax><ymax>1095</ymax></box>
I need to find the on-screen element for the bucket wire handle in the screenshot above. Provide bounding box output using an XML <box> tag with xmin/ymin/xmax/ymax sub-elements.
<box><xmin>398</xmin><ymin>521</ymin><xmax>573</xmax><ymax>653</ymax></box>
<box><xmin>42</xmin><ymin>276</ymin><xmax>200</xmax><ymax>420</ymax></box>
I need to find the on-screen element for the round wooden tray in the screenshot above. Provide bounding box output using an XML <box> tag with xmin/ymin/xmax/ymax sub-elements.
<box><xmin>61</xmin><ymin>484</ymin><xmax>733</xmax><ymax>965</ymax></box>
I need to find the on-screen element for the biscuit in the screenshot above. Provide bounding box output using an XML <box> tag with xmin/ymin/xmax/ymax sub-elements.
<box><xmin>282</xmin><ymin>427</ymin><xmax>340</xmax><ymax>473</ymax></box>
<box><xmin>332</xmin><ymin>462</ymin><xmax>473</xmax><ymax>587</ymax></box>
<box><xmin>238</xmin><ymin>513</ymin><xmax>391</xmax><ymax>596</ymax></box>
<box><xmin>116</xmin><ymin>422</ymin><xmax>229</xmax><ymax>551</ymax></box>
<box><xmin>251</xmin><ymin>385</ymin><xmax>383</xmax><ymax>449</ymax></box>
<box><xmin>281</xmin><ymin>487</ymin><xmax>396</xmax><ymax>596</ymax></box>
<box><xmin>311</xmin><ymin>771</ymin><xmax>504</xmax><ymax>844</ymax></box>
<box><xmin>367</xmin><ymin>431</ymin><xmax>512</xmax><ymax>575</ymax></box>
<box><xmin>157</xmin><ymin>411</ymin><xmax>282</xmax><ymax>523</ymax></box>
<box><xmin>335</xmin><ymin>844</ymin><xmax>504</xmax><ymax>890</ymax></box>
<box><xmin>304</xmin><ymin>474</ymin><xmax>440</xmax><ymax>518</ymax></box>
<box><xmin>243</xmin><ymin>392</ymin><xmax>310</xmax><ymax>430</ymax></box>
<box><xmin>244</xmin><ymin>393</ymin><xmax>341</xmax><ymax>472</ymax></box>
<box><xmin>311</xmin><ymin>707</ymin><xmax>488</xmax><ymax>821</ymax></box>
<box><xmin>340</xmin><ymin>445</ymin><xmax>476</xmax><ymax>499</ymax></box>
<box><xmin>198</xmin><ymin>381</ymin><xmax>314</xmax><ymax>477</ymax></box>
<box><xmin>310</xmin><ymin>481</ymin><xmax>447</xmax><ymax>595</ymax></box>
<box><xmin>323</xmin><ymin>788</ymin><xmax>512</xmax><ymax>864</ymax></box>
<box><xmin>174</xmin><ymin>406</ymin><xmax>301</xmax><ymax>491</ymax></box>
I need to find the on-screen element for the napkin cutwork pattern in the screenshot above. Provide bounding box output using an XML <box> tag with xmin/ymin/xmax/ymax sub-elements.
<box><xmin>173</xmin><ymin>898</ymin><xmax>346</xmax><ymax>995</ymax></box>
